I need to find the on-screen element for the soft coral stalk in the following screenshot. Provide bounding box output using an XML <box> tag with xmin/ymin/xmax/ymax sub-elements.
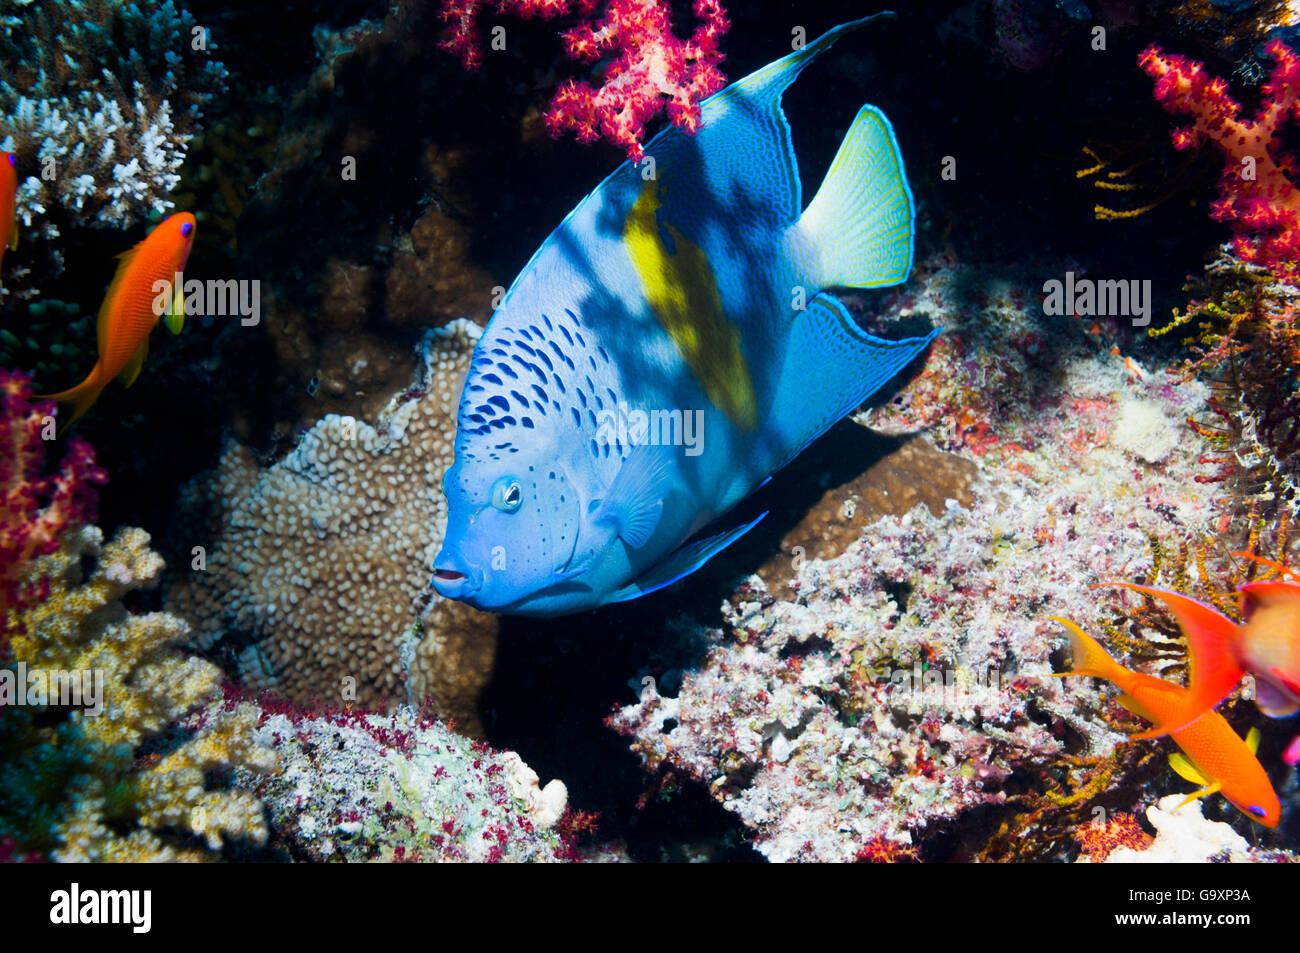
<box><xmin>1140</xmin><ymin>41</ymin><xmax>1300</xmax><ymax>280</ymax></box>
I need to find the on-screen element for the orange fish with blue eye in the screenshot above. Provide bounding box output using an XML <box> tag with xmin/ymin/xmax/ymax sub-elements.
<box><xmin>1097</xmin><ymin>553</ymin><xmax>1300</xmax><ymax>764</ymax></box>
<box><xmin>1050</xmin><ymin>617</ymin><xmax>1281</xmax><ymax>827</ymax></box>
<box><xmin>0</xmin><ymin>151</ymin><xmax>17</xmax><ymax>276</ymax></box>
<box><xmin>38</xmin><ymin>212</ymin><xmax>196</xmax><ymax>427</ymax></box>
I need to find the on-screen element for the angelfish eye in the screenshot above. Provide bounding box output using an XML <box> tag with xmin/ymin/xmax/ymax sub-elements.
<box><xmin>181</xmin><ymin>221</ymin><xmax>194</xmax><ymax>238</ymax></box>
<box><xmin>491</xmin><ymin>477</ymin><xmax>523</xmax><ymax>513</ymax></box>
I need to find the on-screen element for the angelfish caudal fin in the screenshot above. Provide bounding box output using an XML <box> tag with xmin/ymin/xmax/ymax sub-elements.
<box><xmin>797</xmin><ymin>104</ymin><xmax>914</xmax><ymax>290</ymax></box>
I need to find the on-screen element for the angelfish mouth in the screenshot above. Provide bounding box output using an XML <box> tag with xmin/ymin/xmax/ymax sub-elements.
<box><xmin>433</xmin><ymin>569</ymin><xmax>466</xmax><ymax>584</ymax></box>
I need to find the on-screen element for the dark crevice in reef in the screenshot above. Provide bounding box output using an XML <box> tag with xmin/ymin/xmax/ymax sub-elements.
<box><xmin>481</xmin><ymin>615</ymin><xmax>765</xmax><ymax>862</ymax></box>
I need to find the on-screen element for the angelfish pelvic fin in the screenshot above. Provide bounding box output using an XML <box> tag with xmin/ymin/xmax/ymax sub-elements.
<box><xmin>605</xmin><ymin>512</ymin><xmax>767</xmax><ymax>605</ymax></box>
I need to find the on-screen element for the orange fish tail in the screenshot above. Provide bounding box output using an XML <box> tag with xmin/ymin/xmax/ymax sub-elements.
<box><xmin>40</xmin><ymin>365</ymin><xmax>107</xmax><ymax>429</ymax></box>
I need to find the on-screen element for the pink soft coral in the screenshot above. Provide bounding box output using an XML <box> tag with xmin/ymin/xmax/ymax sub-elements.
<box><xmin>0</xmin><ymin>370</ymin><xmax>107</xmax><ymax>658</ymax></box>
<box><xmin>439</xmin><ymin>0</ymin><xmax>729</xmax><ymax>161</ymax></box>
<box><xmin>1140</xmin><ymin>41</ymin><xmax>1300</xmax><ymax>280</ymax></box>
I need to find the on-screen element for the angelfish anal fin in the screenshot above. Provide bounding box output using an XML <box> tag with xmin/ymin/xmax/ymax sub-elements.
<box><xmin>593</xmin><ymin>444</ymin><xmax>672</xmax><ymax>549</ymax></box>
<box><xmin>117</xmin><ymin>335</ymin><xmax>149</xmax><ymax>388</ymax></box>
<box><xmin>605</xmin><ymin>511</ymin><xmax>767</xmax><ymax>605</ymax></box>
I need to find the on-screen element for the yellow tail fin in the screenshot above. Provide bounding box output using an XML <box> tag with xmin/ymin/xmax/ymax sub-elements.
<box><xmin>1048</xmin><ymin>617</ymin><xmax>1130</xmax><ymax>685</ymax></box>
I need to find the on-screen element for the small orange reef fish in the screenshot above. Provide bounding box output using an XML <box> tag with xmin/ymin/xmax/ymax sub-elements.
<box><xmin>1099</xmin><ymin>554</ymin><xmax>1300</xmax><ymax>761</ymax></box>
<box><xmin>1050</xmin><ymin>617</ymin><xmax>1280</xmax><ymax>827</ymax></box>
<box><xmin>1</xmin><ymin>151</ymin><xmax>17</xmax><ymax>274</ymax></box>
<box><xmin>39</xmin><ymin>212</ymin><xmax>195</xmax><ymax>427</ymax></box>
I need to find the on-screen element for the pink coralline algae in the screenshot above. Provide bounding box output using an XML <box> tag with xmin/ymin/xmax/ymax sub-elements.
<box><xmin>232</xmin><ymin>698</ymin><xmax>610</xmax><ymax>862</ymax></box>
<box><xmin>1140</xmin><ymin>41</ymin><xmax>1300</xmax><ymax>280</ymax></box>
<box><xmin>0</xmin><ymin>370</ymin><xmax>106</xmax><ymax>658</ymax></box>
<box><xmin>438</xmin><ymin>0</ymin><xmax>730</xmax><ymax>160</ymax></box>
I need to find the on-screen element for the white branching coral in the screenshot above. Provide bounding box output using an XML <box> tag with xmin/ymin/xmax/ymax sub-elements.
<box><xmin>0</xmin><ymin>0</ymin><xmax>226</xmax><ymax>292</ymax></box>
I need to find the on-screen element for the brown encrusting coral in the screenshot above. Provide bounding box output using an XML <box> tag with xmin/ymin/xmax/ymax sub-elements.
<box><xmin>755</xmin><ymin>435</ymin><xmax>979</xmax><ymax>600</ymax></box>
<box><xmin>167</xmin><ymin>322</ymin><xmax>497</xmax><ymax>730</ymax></box>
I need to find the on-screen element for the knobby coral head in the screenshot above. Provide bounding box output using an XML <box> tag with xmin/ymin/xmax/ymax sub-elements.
<box><xmin>0</xmin><ymin>368</ymin><xmax>107</xmax><ymax>657</ymax></box>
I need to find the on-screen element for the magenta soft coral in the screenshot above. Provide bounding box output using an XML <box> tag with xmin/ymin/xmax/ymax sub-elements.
<box><xmin>438</xmin><ymin>0</ymin><xmax>729</xmax><ymax>161</ymax></box>
<box><xmin>1140</xmin><ymin>41</ymin><xmax>1300</xmax><ymax>280</ymax></box>
<box><xmin>0</xmin><ymin>370</ymin><xmax>107</xmax><ymax>657</ymax></box>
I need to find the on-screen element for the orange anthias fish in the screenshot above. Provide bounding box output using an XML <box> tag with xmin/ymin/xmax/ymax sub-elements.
<box><xmin>1</xmin><ymin>151</ymin><xmax>18</xmax><ymax>275</ymax></box>
<box><xmin>39</xmin><ymin>212</ymin><xmax>195</xmax><ymax>427</ymax></box>
<box><xmin>1050</xmin><ymin>617</ymin><xmax>1280</xmax><ymax>827</ymax></box>
<box><xmin>1100</xmin><ymin>553</ymin><xmax>1300</xmax><ymax>762</ymax></box>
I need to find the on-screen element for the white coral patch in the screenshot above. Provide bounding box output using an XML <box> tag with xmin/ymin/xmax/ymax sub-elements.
<box><xmin>1112</xmin><ymin>397</ymin><xmax>1180</xmax><ymax>464</ymax></box>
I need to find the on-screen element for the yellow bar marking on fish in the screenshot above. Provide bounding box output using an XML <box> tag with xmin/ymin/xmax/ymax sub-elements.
<box><xmin>623</xmin><ymin>177</ymin><xmax>758</xmax><ymax>431</ymax></box>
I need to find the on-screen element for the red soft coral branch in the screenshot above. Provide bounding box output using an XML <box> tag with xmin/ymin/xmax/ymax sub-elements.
<box><xmin>439</xmin><ymin>0</ymin><xmax>729</xmax><ymax>161</ymax></box>
<box><xmin>0</xmin><ymin>370</ymin><xmax>107</xmax><ymax>658</ymax></box>
<box><xmin>1140</xmin><ymin>41</ymin><xmax>1300</xmax><ymax>280</ymax></box>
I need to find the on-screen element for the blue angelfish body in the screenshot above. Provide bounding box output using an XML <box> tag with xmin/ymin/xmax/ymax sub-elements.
<box><xmin>433</xmin><ymin>14</ymin><xmax>939</xmax><ymax>616</ymax></box>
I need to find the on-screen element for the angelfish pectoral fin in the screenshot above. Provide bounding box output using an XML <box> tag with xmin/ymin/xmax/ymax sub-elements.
<box><xmin>593</xmin><ymin>444</ymin><xmax>672</xmax><ymax>549</ymax></box>
<box><xmin>604</xmin><ymin>512</ymin><xmax>767</xmax><ymax>605</ymax></box>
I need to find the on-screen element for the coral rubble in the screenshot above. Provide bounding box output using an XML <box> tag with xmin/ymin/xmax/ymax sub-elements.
<box><xmin>608</xmin><ymin>259</ymin><xmax>1286</xmax><ymax>861</ymax></box>
<box><xmin>1098</xmin><ymin>795</ymin><xmax>1294</xmax><ymax>862</ymax></box>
